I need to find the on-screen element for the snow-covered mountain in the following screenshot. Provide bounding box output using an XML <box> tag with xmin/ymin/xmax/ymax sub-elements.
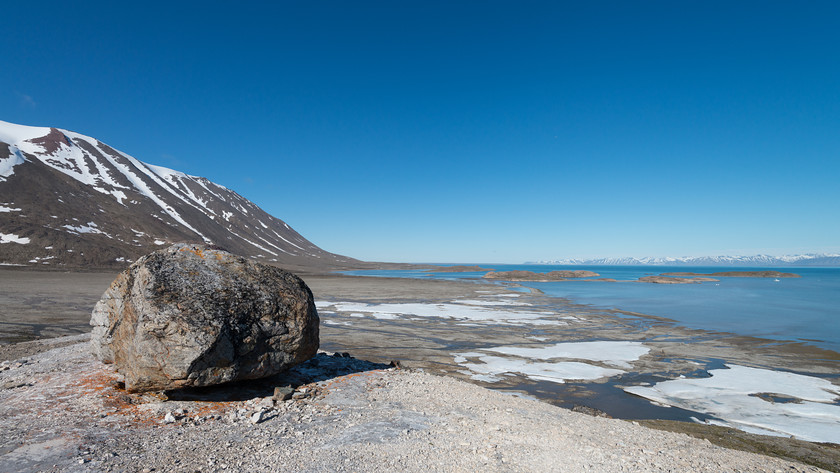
<box><xmin>0</xmin><ymin>120</ymin><xmax>359</xmax><ymax>269</ymax></box>
<box><xmin>530</xmin><ymin>254</ymin><xmax>840</xmax><ymax>267</ymax></box>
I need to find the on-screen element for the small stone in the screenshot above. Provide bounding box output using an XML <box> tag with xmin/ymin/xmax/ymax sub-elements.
<box><xmin>164</xmin><ymin>412</ymin><xmax>177</xmax><ymax>424</ymax></box>
<box><xmin>250</xmin><ymin>411</ymin><xmax>265</xmax><ymax>424</ymax></box>
<box><xmin>273</xmin><ymin>386</ymin><xmax>294</xmax><ymax>402</ymax></box>
<box><xmin>0</xmin><ymin>381</ymin><xmax>28</xmax><ymax>390</ymax></box>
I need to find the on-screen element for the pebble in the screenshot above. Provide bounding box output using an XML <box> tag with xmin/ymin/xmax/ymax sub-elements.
<box><xmin>250</xmin><ymin>410</ymin><xmax>266</xmax><ymax>424</ymax></box>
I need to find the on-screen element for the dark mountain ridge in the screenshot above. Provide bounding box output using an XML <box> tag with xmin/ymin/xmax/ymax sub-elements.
<box><xmin>0</xmin><ymin>120</ymin><xmax>360</xmax><ymax>270</ymax></box>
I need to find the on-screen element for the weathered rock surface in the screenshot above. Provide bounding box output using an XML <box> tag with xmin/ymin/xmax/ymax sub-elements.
<box><xmin>483</xmin><ymin>270</ymin><xmax>599</xmax><ymax>281</ymax></box>
<box><xmin>90</xmin><ymin>243</ymin><xmax>319</xmax><ymax>392</ymax></box>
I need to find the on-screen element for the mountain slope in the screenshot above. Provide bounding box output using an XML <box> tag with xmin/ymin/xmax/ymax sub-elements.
<box><xmin>0</xmin><ymin>120</ymin><xmax>358</xmax><ymax>269</ymax></box>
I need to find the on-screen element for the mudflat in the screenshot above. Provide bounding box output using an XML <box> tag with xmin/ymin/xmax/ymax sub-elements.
<box><xmin>0</xmin><ymin>269</ymin><xmax>117</xmax><ymax>345</ymax></box>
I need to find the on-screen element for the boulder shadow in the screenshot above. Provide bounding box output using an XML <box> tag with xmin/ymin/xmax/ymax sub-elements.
<box><xmin>164</xmin><ymin>352</ymin><xmax>393</xmax><ymax>402</ymax></box>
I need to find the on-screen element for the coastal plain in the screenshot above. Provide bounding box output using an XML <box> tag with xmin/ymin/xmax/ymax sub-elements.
<box><xmin>1</xmin><ymin>268</ymin><xmax>839</xmax><ymax>471</ymax></box>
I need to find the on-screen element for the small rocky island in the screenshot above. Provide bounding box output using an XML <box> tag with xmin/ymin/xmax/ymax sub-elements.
<box><xmin>430</xmin><ymin>265</ymin><xmax>494</xmax><ymax>272</ymax></box>
<box><xmin>662</xmin><ymin>271</ymin><xmax>801</xmax><ymax>278</ymax></box>
<box><xmin>637</xmin><ymin>275</ymin><xmax>719</xmax><ymax>284</ymax></box>
<box><xmin>483</xmin><ymin>270</ymin><xmax>599</xmax><ymax>281</ymax></box>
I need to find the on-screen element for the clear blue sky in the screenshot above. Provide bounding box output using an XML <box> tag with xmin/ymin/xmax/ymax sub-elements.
<box><xmin>3</xmin><ymin>1</ymin><xmax>838</xmax><ymax>263</ymax></box>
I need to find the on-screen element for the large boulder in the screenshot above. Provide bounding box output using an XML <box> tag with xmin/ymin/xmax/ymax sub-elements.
<box><xmin>90</xmin><ymin>243</ymin><xmax>319</xmax><ymax>392</ymax></box>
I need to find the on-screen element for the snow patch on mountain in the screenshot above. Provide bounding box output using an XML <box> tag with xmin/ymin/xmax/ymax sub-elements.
<box><xmin>62</xmin><ymin>222</ymin><xmax>107</xmax><ymax>235</ymax></box>
<box><xmin>0</xmin><ymin>233</ymin><xmax>30</xmax><ymax>244</ymax></box>
<box><xmin>0</xmin><ymin>119</ymin><xmax>354</xmax><ymax>268</ymax></box>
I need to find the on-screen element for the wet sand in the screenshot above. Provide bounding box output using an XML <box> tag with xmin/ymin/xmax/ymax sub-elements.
<box><xmin>0</xmin><ymin>269</ymin><xmax>117</xmax><ymax>345</ymax></box>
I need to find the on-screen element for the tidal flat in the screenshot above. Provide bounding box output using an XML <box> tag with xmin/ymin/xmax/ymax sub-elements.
<box><xmin>1</xmin><ymin>268</ymin><xmax>839</xmax><ymax>470</ymax></box>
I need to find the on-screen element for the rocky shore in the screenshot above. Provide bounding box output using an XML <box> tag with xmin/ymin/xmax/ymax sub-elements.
<box><xmin>0</xmin><ymin>337</ymin><xmax>830</xmax><ymax>473</ymax></box>
<box><xmin>1</xmin><ymin>268</ymin><xmax>839</xmax><ymax>472</ymax></box>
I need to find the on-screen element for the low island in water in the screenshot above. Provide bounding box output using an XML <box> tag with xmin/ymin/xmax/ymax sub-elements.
<box><xmin>483</xmin><ymin>270</ymin><xmax>600</xmax><ymax>281</ymax></box>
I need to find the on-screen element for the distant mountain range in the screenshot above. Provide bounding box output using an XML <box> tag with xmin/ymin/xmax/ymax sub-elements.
<box><xmin>0</xmin><ymin>120</ymin><xmax>359</xmax><ymax>269</ymax></box>
<box><xmin>529</xmin><ymin>254</ymin><xmax>840</xmax><ymax>267</ymax></box>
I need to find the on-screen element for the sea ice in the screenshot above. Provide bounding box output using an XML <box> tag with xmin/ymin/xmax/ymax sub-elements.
<box><xmin>454</xmin><ymin>341</ymin><xmax>647</xmax><ymax>384</ymax></box>
<box><xmin>624</xmin><ymin>364</ymin><xmax>840</xmax><ymax>443</ymax></box>
<box><xmin>455</xmin><ymin>352</ymin><xmax>624</xmax><ymax>384</ymax></box>
<box><xmin>487</xmin><ymin>341</ymin><xmax>650</xmax><ymax>369</ymax></box>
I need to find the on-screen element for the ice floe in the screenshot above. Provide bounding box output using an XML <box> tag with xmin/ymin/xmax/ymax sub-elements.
<box><xmin>455</xmin><ymin>341</ymin><xmax>648</xmax><ymax>384</ymax></box>
<box><xmin>624</xmin><ymin>364</ymin><xmax>840</xmax><ymax>443</ymax></box>
<box><xmin>455</xmin><ymin>352</ymin><xmax>625</xmax><ymax>384</ymax></box>
<box><xmin>486</xmin><ymin>341</ymin><xmax>650</xmax><ymax>369</ymax></box>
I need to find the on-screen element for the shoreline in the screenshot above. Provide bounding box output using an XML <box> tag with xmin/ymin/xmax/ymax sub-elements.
<box><xmin>308</xmin><ymin>272</ymin><xmax>840</xmax><ymax>442</ymax></box>
<box><xmin>1</xmin><ymin>268</ymin><xmax>839</xmax><ymax>470</ymax></box>
<box><xmin>1</xmin><ymin>336</ymin><xmax>837</xmax><ymax>472</ymax></box>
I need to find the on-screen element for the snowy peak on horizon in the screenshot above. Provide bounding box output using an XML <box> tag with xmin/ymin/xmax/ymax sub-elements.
<box><xmin>0</xmin><ymin>119</ymin><xmax>357</xmax><ymax>268</ymax></box>
<box><xmin>530</xmin><ymin>254</ymin><xmax>840</xmax><ymax>267</ymax></box>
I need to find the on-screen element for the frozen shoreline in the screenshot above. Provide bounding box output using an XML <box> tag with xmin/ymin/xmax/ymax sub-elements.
<box><xmin>2</xmin><ymin>269</ymin><xmax>839</xmax><ymax>470</ymax></box>
<box><xmin>315</xmin><ymin>292</ymin><xmax>840</xmax><ymax>444</ymax></box>
<box><xmin>0</xmin><ymin>337</ymin><xmax>832</xmax><ymax>472</ymax></box>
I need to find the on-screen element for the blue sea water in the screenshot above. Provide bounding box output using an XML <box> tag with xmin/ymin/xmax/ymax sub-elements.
<box><xmin>342</xmin><ymin>264</ymin><xmax>840</xmax><ymax>353</ymax></box>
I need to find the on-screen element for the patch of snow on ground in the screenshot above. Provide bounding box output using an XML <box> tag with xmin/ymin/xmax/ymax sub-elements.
<box><xmin>454</xmin><ymin>352</ymin><xmax>624</xmax><ymax>384</ymax></box>
<box><xmin>315</xmin><ymin>301</ymin><xmax>560</xmax><ymax>325</ymax></box>
<box><xmin>624</xmin><ymin>364</ymin><xmax>840</xmax><ymax>444</ymax></box>
<box><xmin>323</xmin><ymin>320</ymin><xmax>353</xmax><ymax>326</ymax></box>
<box><xmin>0</xmin><ymin>205</ymin><xmax>22</xmax><ymax>212</ymax></box>
<box><xmin>62</xmin><ymin>222</ymin><xmax>106</xmax><ymax>235</ymax></box>
<box><xmin>28</xmin><ymin>256</ymin><xmax>56</xmax><ymax>263</ymax></box>
<box><xmin>153</xmin><ymin>240</ymin><xmax>166</xmax><ymax>245</ymax></box>
<box><xmin>0</xmin><ymin>233</ymin><xmax>30</xmax><ymax>244</ymax></box>
<box><xmin>487</xmin><ymin>341</ymin><xmax>650</xmax><ymax>369</ymax></box>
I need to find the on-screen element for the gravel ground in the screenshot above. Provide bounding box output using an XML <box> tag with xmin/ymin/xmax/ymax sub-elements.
<box><xmin>0</xmin><ymin>337</ymin><xmax>827</xmax><ymax>473</ymax></box>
